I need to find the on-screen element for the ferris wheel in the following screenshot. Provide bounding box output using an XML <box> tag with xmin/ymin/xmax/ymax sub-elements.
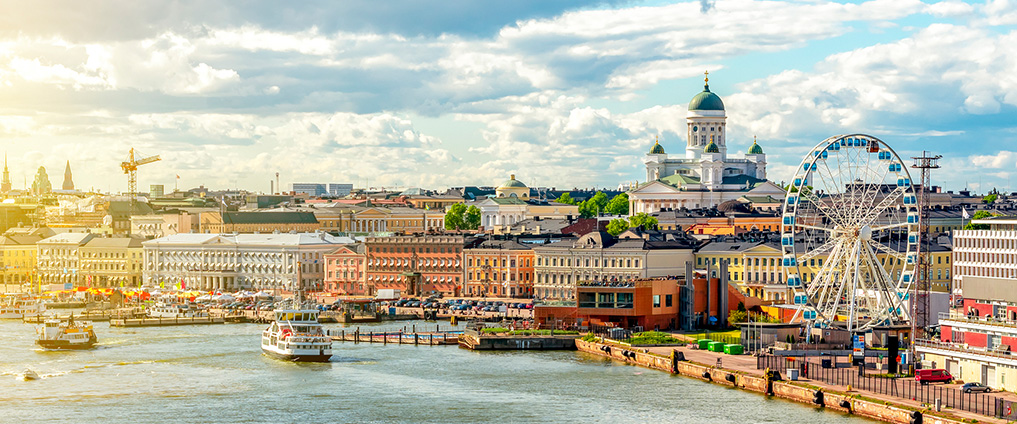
<box><xmin>780</xmin><ymin>134</ymin><xmax>918</xmax><ymax>333</ymax></box>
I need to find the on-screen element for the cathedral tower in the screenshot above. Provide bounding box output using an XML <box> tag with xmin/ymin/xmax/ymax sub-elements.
<box><xmin>62</xmin><ymin>160</ymin><xmax>74</xmax><ymax>190</ymax></box>
<box><xmin>685</xmin><ymin>71</ymin><xmax>728</xmax><ymax>160</ymax></box>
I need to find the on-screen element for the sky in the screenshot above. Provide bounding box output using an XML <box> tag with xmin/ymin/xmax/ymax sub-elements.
<box><xmin>0</xmin><ymin>0</ymin><xmax>1015</xmax><ymax>195</ymax></box>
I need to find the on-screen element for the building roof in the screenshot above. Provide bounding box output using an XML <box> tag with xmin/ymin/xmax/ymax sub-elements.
<box><xmin>144</xmin><ymin>232</ymin><xmax>357</xmax><ymax>247</ymax></box>
<box><xmin>39</xmin><ymin>232</ymin><xmax>97</xmax><ymax>245</ymax></box>
<box><xmin>688</xmin><ymin>81</ymin><xmax>725</xmax><ymax>111</ymax></box>
<box><xmin>83</xmin><ymin>236</ymin><xmax>145</xmax><ymax>249</ymax></box>
<box><xmin>704</xmin><ymin>140</ymin><xmax>720</xmax><ymax>153</ymax></box>
<box><xmin>721</xmin><ymin>174</ymin><xmax>768</xmax><ymax>188</ymax></box>
<box><xmin>0</xmin><ymin>234</ymin><xmax>43</xmax><ymax>245</ymax></box>
<box><xmin>469</xmin><ymin>239</ymin><xmax>531</xmax><ymax>250</ymax></box>
<box><xmin>649</xmin><ymin>140</ymin><xmax>666</xmax><ymax>154</ymax></box>
<box><xmin>499</xmin><ymin>175</ymin><xmax>527</xmax><ymax>189</ymax></box>
<box><xmin>659</xmin><ymin>173</ymin><xmax>702</xmax><ymax>186</ymax></box>
<box><xmin>223</xmin><ymin>211</ymin><xmax>319</xmax><ymax>224</ymax></box>
<box><xmin>748</xmin><ymin>140</ymin><xmax>764</xmax><ymax>154</ymax></box>
<box><xmin>489</xmin><ymin>197</ymin><xmax>528</xmax><ymax>205</ymax></box>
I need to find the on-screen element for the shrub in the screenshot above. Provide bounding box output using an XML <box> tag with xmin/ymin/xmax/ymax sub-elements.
<box><xmin>625</xmin><ymin>331</ymin><xmax>682</xmax><ymax>345</ymax></box>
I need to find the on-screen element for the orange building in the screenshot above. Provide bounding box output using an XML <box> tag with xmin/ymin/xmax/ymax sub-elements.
<box><xmin>364</xmin><ymin>235</ymin><xmax>472</xmax><ymax>297</ymax></box>
<box><xmin>463</xmin><ymin>239</ymin><xmax>534</xmax><ymax>298</ymax></box>
<box><xmin>324</xmin><ymin>244</ymin><xmax>366</xmax><ymax>295</ymax></box>
<box><xmin>576</xmin><ymin>279</ymin><xmax>681</xmax><ymax>330</ymax></box>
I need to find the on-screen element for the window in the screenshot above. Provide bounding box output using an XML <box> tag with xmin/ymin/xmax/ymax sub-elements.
<box><xmin>653</xmin><ymin>295</ymin><xmax>661</xmax><ymax>308</ymax></box>
<box><xmin>665</xmin><ymin>294</ymin><xmax>673</xmax><ymax>307</ymax></box>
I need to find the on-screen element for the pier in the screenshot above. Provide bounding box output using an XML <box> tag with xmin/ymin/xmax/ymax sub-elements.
<box><xmin>110</xmin><ymin>316</ymin><xmax>227</xmax><ymax>327</ymax></box>
<box><xmin>327</xmin><ymin>325</ymin><xmax>460</xmax><ymax>346</ymax></box>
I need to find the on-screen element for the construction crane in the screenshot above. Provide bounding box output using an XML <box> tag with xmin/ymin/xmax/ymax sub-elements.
<box><xmin>121</xmin><ymin>148</ymin><xmax>161</xmax><ymax>213</ymax></box>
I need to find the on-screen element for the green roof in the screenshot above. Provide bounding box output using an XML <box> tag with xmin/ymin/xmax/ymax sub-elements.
<box><xmin>659</xmin><ymin>173</ymin><xmax>701</xmax><ymax>187</ymax></box>
<box><xmin>649</xmin><ymin>140</ymin><xmax>666</xmax><ymax>154</ymax></box>
<box><xmin>222</xmin><ymin>211</ymin><xmax>319</xmax><ymax>224</ymax></box>
<box><xmin>748</xmin><ymin>141</ymin><xmax>764</xmax><ymax>154</ymax></box>
<box><xmin>500</xmin><ymin>175</ymin><xmax>527</xmax><ymax>188</ymax></box>
<box><xmin>704</xmin><ymin>141</ymin><xmax>720</xmax><ymax>153</ymax></box>
<box><xmin>721</xmin><ymin>174</ymin><xmax>767</xmax><ymax>189</ymax></box>
<box><xmin>688</xmin><ymin>83</ymin><xmax>725</xmax><ymax>111</ymax></box>
<box><xmin>490</xmin><ymin>197</ymin><xmax>528</xmax><ymax>205</ymax></box>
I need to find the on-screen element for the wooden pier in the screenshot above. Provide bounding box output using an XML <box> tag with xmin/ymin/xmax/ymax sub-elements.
<box><xmin>327</xmin><ymin>325</ymin><xmax>460</xmax><ymax>346</ymax></box>
<box><xmin>110</xmin><ymin>316</ymin><xmax>227</xmax><ymax>327</ymax></box>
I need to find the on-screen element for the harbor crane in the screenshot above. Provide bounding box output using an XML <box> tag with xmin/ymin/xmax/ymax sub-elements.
<box><xmin>121</xmin><ymin>148</ymin><xmax>160</xmax><ymax>213</ymax></box>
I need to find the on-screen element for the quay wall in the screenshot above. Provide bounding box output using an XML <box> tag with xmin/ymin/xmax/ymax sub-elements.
<box><xmin>575</xmin><ymin>339</ymin><xmax>969</xmax><ymax>424</ymax></box>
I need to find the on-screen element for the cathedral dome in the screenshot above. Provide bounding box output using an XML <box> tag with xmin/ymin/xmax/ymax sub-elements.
<box><xmin>499</xmin><ymin>174</ymin><xmax>527</xmax><ymax>188</ymax></box>
<box><xmin>689</xmin><ymin>72</ymin><xmax>725</xmax><ymax>111</ymax></box>
<box><xmin>704</xmin><ymin>140</ymin><xmax>720</xmax><ymax>154</ymax></box>
<box><xmin>649</xmin><ymin>139</ymin><xmax>666</xmax><ymax>154</ymax></box>
<box><xmin>748</xmin><ymin>139</ymin><xmax>764</xmax><ymax>154</ymax></box>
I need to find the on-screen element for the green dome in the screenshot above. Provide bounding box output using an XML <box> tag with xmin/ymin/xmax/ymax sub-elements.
<box><xmin>500</xmin><ymin>174</ymin><xmax>527</xmax><ymax>188</ymax></box>
<box><xmin>748</xmin><ymin>141</ymin><xmax>764</xmax><ymax>155</ymax></box>
<box><xmin>704</xmin><ymin>140</ymin><xmax>720</xmax><ymax>154</ymax></box>
<box><xmin>689</xmin><ymin>84</ymin><xmax>725</xmax><ymax>111</ymax></box>
<box><xmin>649</xmin><ymin>139</ymin><xmax>666</xmax><ymax>154</ymax></box>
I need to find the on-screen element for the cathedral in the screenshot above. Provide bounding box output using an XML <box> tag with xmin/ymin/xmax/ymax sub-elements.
<box><xmin>628</xmin><ymin>73</ymin><xmax>784</xmax><ymax>214</ymax></box>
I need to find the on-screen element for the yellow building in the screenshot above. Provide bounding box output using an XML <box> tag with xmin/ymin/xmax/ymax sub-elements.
<box><xmin>315</xmin><ymin>207</ymin><xmax>445</xmax><ymax>234</ymax></box>
<box><xmin>0</xmin><ymin>234</ymin><xmax>41</xmax><ymax>288</ymax></box>
<box><xmin>696</xmin><ymin>239</ymin><xmax>953</xmax><ymax>303</ymax></box>
<box><xmin>79</xmin><ymin>236</ymin><xmax>145</xmax><ymax>288</ymax></box>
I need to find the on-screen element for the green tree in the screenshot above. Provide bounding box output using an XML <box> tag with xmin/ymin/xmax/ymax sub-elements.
<box><xmin>605</xmin><ymin>193</ymin><xmax>629</xmax><ymax>215</ymax></box>
<box><xmin>464</xmin><ymin>205</ymin><xmax>481</xmax><ymax>230</ymax></box>
<box><xmin>444</xmin><ymin>203</ymin><xmax>467</xmax><ymax>230</ymax></box>
<box><xmin>729</xmin><ymin>310</ymin><xmax>747</xmax><ymax>324</ymax></box>
<box><xmin>963</xmin><ymin>210</ymin><xmax>994</xmax><ymax>230</ymax></box>
<box><xmin>983</xmin><ymin>194</ymin><xmax>998</xmax><ymax>204</ymax></box>
<box><xmin>628</xmin><ymin>212</ymin><xmax>658</xmax><ymax>231</ymax></box>
<box><xmin>557</xmin><ymin>192</ymin><xmax>576</xmax><ymax>205</ymax></box>
<box><xmin>606</xmin><ymin>218</ymin><xmax>629</xmax><ymax>236</ymax></box>
<box><xmin>579</xmin><ymin>192</ymin><xmax>609</xmax><ymax>218</ymax></box>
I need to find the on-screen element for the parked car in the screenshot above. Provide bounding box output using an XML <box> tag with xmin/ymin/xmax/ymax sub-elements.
<box><xmin>915</xmin><ymin>369</ymin><xmax>952</xmax><ymax>385</ymax></box>
<box><xmin>962</xmin><ymin>382</ymin><xmax>991</xmax><ymax>393</ymax></box>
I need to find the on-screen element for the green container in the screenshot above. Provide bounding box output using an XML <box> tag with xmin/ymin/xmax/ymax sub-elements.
<box><xmin>723</xmin><ymin>344</ymin><xmax>744</xmax><ymax>355</ymax></box>
<box><xmin>709</xmin><ymin>341</ymin><xmax>725</xmax><ymax>352</ymax></box>
<box><xmin>697</xmin><ymin>339</ymin><xmax>712</xmax><ymax>350</ymax></box>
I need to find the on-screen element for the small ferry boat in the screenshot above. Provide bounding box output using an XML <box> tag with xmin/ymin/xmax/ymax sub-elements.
<box><xmin>261</xmin><ymin>307</ymin><xmax>332</xmax><ymax>362</ymax></box>
<box><xmin>20</xmin><ymin>369</ymin><xmax>40</xmax><ymax>381</ymax></box>
<box><xmin>36</xmin><ymin>316</ymin><xmax>97</xmax><ymax>350</ymax></box>
<box><xmin>0</xmin><ymin>297</ymin><xmax>46</xmax><ymax>320</ymax></box>
<box><xmin>148</xmin><ymin>302</ymin><xmax>207</xmax><ymax>318</ymax></box>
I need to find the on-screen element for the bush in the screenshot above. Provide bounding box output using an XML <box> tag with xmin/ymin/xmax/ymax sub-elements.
<box><xmin>582</xmin><ymin>333</ymin><xmax>599</xmax><ymax>342</ymax></box>
<box><xmin>624</xmin><ymin>331</ymin><xmax>682</xmax><ymax>345</ymax></box>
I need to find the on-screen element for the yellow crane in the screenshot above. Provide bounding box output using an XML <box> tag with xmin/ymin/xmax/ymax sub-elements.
<box><xmin>121</xmin><ymin>148</ymin><xmax>160</xmax><ymax>212</ymax></box>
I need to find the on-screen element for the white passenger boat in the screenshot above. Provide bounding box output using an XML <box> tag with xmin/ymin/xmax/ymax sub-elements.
<box><xmin>0</xmin><ymin>297</ymin><xmax>46</xmax><ymax>320</ymax></box>
<box><xmin>36</xmin><ymin>316</ymin><xmax>97</xmax><ymax>350</ymax></box>
<box><xmin>147</xmin><ymin>302</ymin><xmax>207</xmax><ymax>318</ymax></box>
<box><xmin>261</xmin><ymin>307</ymin><xmax>332</xmax><ymax>362</ymax></box>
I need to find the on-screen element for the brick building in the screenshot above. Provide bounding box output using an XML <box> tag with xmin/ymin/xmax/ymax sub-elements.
<box><xmin>364</xmin><ymin>235</ymin><xmax>474</xmax><ymax>297</ymax></box>
<box><xmin>463</xmin><ymin>239</ymin><xmax>534</xmax><ymax>298</ymax></box>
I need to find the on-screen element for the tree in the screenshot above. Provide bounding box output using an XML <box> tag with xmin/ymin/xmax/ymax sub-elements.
<box><xmin>628</xmin><ymin>212</ymin><xmax>658</xmax><ymax>231</ymax></box>
<box><xmin>444</xmin><ymin>203</ymin><xmax>467</xmax><ymax>230</ymax></box>
<box><xmin>983</xmin><ymin>194</ymin><xmax>998</xmax><ymax>204</ymax></box>
<box><xmin>729</xmin><ymin>310</ymin><xmax>747</xmax><ymax>324</ymax></box>
<box><xmin>605</xmin><ymin>193</ymin><xmax>629</xmax><ymax>215</ymax></box>
<box><xmin>557</xmin><ymin>192</ymin><xmax>576</xmax><ymax>205</ymax></box>
<box><xmin>579</xmin><ymin>191</ymin><xmax>609</xmax><ymax>218</ymax></box>
<box><xmin>606</xmin><ymin>218</ymin><xmax>629</xmax><ymax>236</ymax></box>
<box><xmin>464</xmin><ymin>205</ymin><xmax>481</xmax><ymax>230</ymax></box>
<box><xmin>963</xmin><ymin>210</ymin><xmax>994</xmax><ymax>230</ymax></box>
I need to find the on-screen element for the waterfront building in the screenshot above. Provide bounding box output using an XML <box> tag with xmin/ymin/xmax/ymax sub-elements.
<box><xmin>142</xmin><ymin>232</ymin><xmax>354</xmax><ymax>292</ymax></box>
<box><xmin>533</xmin><ymin>231</ymin><xmax>696</xmax><ymax>300</ymax></box>
<box><xmin>363</xmin><ymin>235</ymin><xmax>472</xmax><ymax>297</ymax></box>
<box><xmin>314</xmin><ymin>206</ymin><xmax>444</xmax><ymax>234</ymax></box>
<box><xmin>575</xmin><ymin>278</ymin><xmax>681</xmax><ymax>330</ymax></box>
<box><xmin>917</xmin><ymin>217</ymin><xmax>1017</xmax><ymax>391</ymax></box>
<box><xmin>0</xmin><ymin>233</ymin><xmax>41</xmax><ymax>285</ymax></box>
<box><xmin>628</xmin><ymin>75</ymin><xmax>784</xmax><ymax>214</ymax></box>
<box><xmin>79</xmin><ymin>236</ymin><xmax>144</xmax><ymax>288</ymax></box>
<box><xmin>291</xmin><ymin>183</ymin><xmax>353</xmax><ymax>197</ymax></box>
<box><xmin>199</xmin><ymin>211</ymin><xmax>320</xmax><ymax>234</ymax></box>
<box><xmin>37</xmin><ymin>232</ymin><xmax>97</xmax><ymax>286</ymax></box>
<box><xmin>323</xmin><ymin>244</ymin><xmax>366</xmax><ymax>295</ymax></box>
<box><xmin>463</xmin><ymin>239</ymin><xmax>534</xmax><ymax>298</ymax></box>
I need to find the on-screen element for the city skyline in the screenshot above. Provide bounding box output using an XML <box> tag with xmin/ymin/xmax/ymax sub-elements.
<box><xmin>0</xmin><ymin>0</ymin><xmax>1015</xmax><ymax>194</ymax></box>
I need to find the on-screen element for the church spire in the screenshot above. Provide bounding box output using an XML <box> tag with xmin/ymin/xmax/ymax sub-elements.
<box><xmin>62</xmin><ymin>160</ymin><xmax>74</xmax><ymax>191</ymax></box>
<box><xmin>1</xmin><ymin>154</ymin><xmax>10</xmax><ymax>193</ymax></box>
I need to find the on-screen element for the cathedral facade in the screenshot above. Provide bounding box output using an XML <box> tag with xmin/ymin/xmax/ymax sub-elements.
<box><xmin>629</xmin><ymin>74</ymin><xmax>784</xmax><ymax>214</ymax></box>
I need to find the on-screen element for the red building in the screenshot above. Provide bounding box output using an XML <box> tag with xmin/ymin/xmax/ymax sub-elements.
<box><xmin>324</xmin><ymin>244</ymin><xmax>366</xmax><ymax>295</ymax></box>
<box><xmin>365</xmin><ymin>235</ymin><xmax>475</xmax><ymax>297</ymax></box>
<box><xmin>576</xmin><ymin>279</ymin><xmax>681</xmax><ymax>330</ymax></box>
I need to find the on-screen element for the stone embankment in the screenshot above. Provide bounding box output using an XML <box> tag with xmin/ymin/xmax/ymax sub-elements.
<box><xmin>576</xmin><ymin>339</ymin><xmax>974</xmax><ymax>424</ymax></box>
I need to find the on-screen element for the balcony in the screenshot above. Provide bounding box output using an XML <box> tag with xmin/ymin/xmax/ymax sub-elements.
<box><xmin>915</xmin><ymin>339</ymin><xmax>1016</xmax><ymax>363</ymax></box>
<box><xmin>939</xmin><ymin>311</ymin><xmax>1017</xmax><ymax>332</ymax></box>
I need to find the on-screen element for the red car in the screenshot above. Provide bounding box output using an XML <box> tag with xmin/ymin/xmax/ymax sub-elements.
<box><xmin>915</xmin><ymin>369</ymin><xmax>952</xmax><ymax>385</ymax></box>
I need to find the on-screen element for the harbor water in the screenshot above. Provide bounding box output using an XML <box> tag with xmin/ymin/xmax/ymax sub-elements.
<box><xmin>0</xmin><ymin>319</ymin><xmax>873</xmax><ymax>423</ymax></box>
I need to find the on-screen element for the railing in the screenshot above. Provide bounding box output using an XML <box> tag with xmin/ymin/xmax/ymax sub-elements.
<box><xmin>533</xmin><ymin>300</ymin><xmax>576</xmax><ymax>307</ymax></box>
<box><xmin>939</xmin><ymin>311</ymin><xmax>1017</xmax><ymax>329</ymax></box>
<box><xmin>915</xmin><ymin>339</ymin><xmax>1013</xmax><ymax>360</ymax></box>
<box><xmin>757</xmin><ymin>354</ymin><xmax>1003</xmax><ymax>418</ymax></box>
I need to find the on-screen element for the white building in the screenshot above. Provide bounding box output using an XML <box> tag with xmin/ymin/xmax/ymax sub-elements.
<box><xmin>629</xmin><ymin>74</ymin><xmax>784</xmax><ymax>213</ymax></box>
<box><xmin>37</xmin><ymin>232</ymin><xmax>97</xmax><ymax>286</ymax></box>
<box><xmin>532</xmin><ymin>231</ymin><xmax>696</xmax><ymax>300</ymax></box>
<box><xmin>142</xmin><ymin>232</ymin><xmax>356</xmax><ymax>292</ymax></box>
<box><xmin>478</xmin><ymin>175</ymin><xmax>579</xmax><ymax>232</ymax></box>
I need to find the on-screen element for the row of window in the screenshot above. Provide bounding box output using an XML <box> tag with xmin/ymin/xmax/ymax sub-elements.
<box><xmin>537</xmin><ymin>256</ymin><xmax>641</xmax><ymax>269</ymax></box>
<box><xmin>466</xmin><ymin>257</ymin><xmax>532</xmax><ymax>268</ymax></box>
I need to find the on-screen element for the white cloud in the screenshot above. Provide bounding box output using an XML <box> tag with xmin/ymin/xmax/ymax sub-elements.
<box><xmin>926</xmin><ymin>0</ymin><xmax>975</xmax><ymax>18</ymax></box>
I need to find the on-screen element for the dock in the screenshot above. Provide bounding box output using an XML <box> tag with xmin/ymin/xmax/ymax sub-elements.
<box><xmin>457</xmin><ymin>328</ymin><xmax>579</xmax><ymax>350</ymax></box>
<box><xmin>327</xmin><ymin>326</ymin><xmax>460</xmax><ymax>346</ymax></box>
<box><xmin>110</xmin><ymin>316</ymin><xmax>227</xmax><ymax>327</ymax></box>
